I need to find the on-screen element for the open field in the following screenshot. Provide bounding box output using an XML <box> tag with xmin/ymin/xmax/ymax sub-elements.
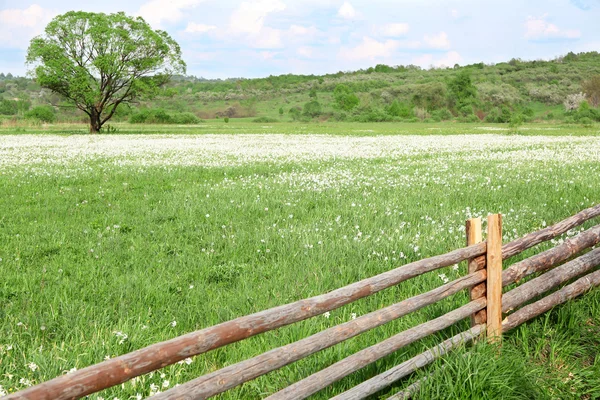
<box><xmin>1</xmin><ymin>129</ymin><xmax>600</xmax><ymax>399</ymax></box>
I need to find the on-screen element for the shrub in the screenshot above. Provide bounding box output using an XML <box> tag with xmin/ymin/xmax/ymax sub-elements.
<box><xmin>411</xmin><ymin>82</ymin><xmax>447</xmax><ymax>110</ymax></box>
<box><xmin>582</xmin><ymin>75</ymin><xmax>600</xmax><ymax>107</ymax></box>
<box><xmin>431</xmin><ymin>108</ymin><xmax>453</xmax><ymax>121</ymax></box>
<box><xmin>129</xmin><ymin>109</ymin><xmax>201</xmax><ymax>124</ymax></box>
<box><xmin>447</xmin><ymin>70</ymin><xmax>477</xmax><ymax>106</ymax></box>
<box><xmin>170</xmin><ymin>112</ymin><xmax>201</xmax><ymax>124</ymax></box>
<box><xmin>564</xmin><ymin>93</ymin><xmax>586</xmax><ymax>111</ymax></box>
<box><xmin>224</xmin><ymin>117</ymin><xmax>229</xmax><ymax>123</ymax></box>
<box><xmin>303</xmin><ymin>100</ymin><xmax>322</xmax><ymax>118</ymax></box>
<box><xmin>333</xmin><ymin>84</ymin><xmax>360</xmax><ymax>111</ymax></box>
<box><xmin>476</xmin><ymin>82</ymin><xmax>522</xmax><ymax>105</ymax></box>
<box><xmin>289</xmin><ymin>107</ymin><xmax>302</xmax><ymax>121</ymax></box>
<box><xmin>387</xmin><ymin>100</ymin><xmax>413</xmax><ymax>118</ymax></box>
<box><xmin>352</xmin><ymin>109</ymin><xmax>393</xmax><ymax>122</ymax></box>
<box><xmin>253</xmin><ymin>116</ymin><xmax>279</xmax><ymax>123</ymax></box>
<box><xmin>24</xmin><ymin>105</ymin><xmax>56</xmax><ymax>123</ymax></box>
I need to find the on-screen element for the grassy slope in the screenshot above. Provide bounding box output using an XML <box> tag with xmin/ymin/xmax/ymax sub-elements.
<box><xmin>2</xmin><ymin>52</ymin><xmax>600</xmax><ymax>124</ymax></box>
<box><xmin>0</xmin><ymin>128</ymin><xmax>599</xmax><ymax>399</ymax></box>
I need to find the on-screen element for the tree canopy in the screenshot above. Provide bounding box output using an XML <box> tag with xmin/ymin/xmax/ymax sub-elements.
<box><xmin>26</xmin><ymin>11</ymin><xmax>185</xmax><ymax>132</ymax></box>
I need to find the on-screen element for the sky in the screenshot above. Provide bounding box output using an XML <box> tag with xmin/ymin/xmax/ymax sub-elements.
<box><xmin>0</xmin><ymin>0</ymin><xmax>599</xmax><ymax>79</ymax></box>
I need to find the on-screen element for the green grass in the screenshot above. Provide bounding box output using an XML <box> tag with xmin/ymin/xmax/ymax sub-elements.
<box><xmin>0</xmin><ymin>129</ymin><xmax>599</xmax><ymax>399</ymax></box>
<box><xmin>0</xmin><ymin>120</ymin><xmax>599</xmax><ymax>136</ymax></box>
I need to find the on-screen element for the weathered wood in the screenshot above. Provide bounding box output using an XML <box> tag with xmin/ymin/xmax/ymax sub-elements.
<box><xmin>501</xmin><ymin>204</ymin><xmax>600</xmax><ymax>260</ymax></box>
<box><xmin>6</xmin><ymin>243</ymin><xmax>486</xmax><ymax>400</ymax></box>
<box><xmin>152</xmin><ymin>271</ymin><xmax>487</xmax><ymax>400</ymax></box>
<box><xmin>503</xmin><ymin>224</ymin><xmax>600</xmax><ymax>287</ymax></box>
<box><xmin>503</xmin><ymin>268</ymin><xmax>600</xmax><ymax>332</ymax></box>
<box><xmin>264</xmin><ymin>298</ymin><xmax>486</xmax><ymax>400</ymax></box>
<box><xmin>502</xmin><ymin>247</ymin><xmax>600</xmax><ymax>313</ymax></box>
<box><xmin>387</xmin><ymin>376</ymin><xmax>428</xmax><ymax>400</ymax></box>
<box><xmin>331</xmin><ymin>325</ymin><xmax>485</xmax><ymax>400</ymax></box>
<box><xmin>486</xmin><ymin>214</ymin><xmax>503</xmax><ymax>341</ymax></box>
<box><xmin>467</xmin><ymin>218</ymin><xmax>486</xmax><ymax>327</ymax></box>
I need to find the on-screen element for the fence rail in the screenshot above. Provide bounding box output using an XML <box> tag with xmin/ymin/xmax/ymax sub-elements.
<box><xmin>7</xmin><ymin>204</ymin><xmax>600</xmax><ymax>400</ymax></box>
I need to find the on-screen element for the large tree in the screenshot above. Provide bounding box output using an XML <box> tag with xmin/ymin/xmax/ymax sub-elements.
<box><xmin>26</xmin><ymin>11</ymin><xmax>185</xmax><ymax>133</ymax></box>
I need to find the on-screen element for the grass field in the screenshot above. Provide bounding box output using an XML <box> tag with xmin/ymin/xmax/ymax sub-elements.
<box><xmin>1</xmin><ymin>124</ymin><xmax>600</xmax><ymax>399</ymax></box>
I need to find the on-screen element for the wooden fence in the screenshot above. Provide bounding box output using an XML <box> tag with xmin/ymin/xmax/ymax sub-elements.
<box><xmin>7</xmin><ymin>204</ymin><xmax>600</xmax><ymax>400</ymax></box>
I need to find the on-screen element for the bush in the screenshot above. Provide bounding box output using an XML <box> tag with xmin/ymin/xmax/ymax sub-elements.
<box><xmin>224</xmin><ymin>117</ymin><xmax>229</xmax><ymax>123</ymax></box>
<box><xmin>431</xmin><ymin>109</ymin><xmax>453</xmax><ymax>121</ymax></box>
<box><xmin>253</xmin><ymin>116</ymin><xmax>279</xmax><ymax>123</ymax></box>
<box><xmin>171</xmin><ymin>112</ymin><xmax>201</xmax><ymax>124</ymax></box>
<box><xmin>564</xmin><ymin>93</ymin><xmax>586</xmax><ymax>111</ymax></box>
<box><xmin>303</xmin><ymin>100</ymin><xmax>322</xmax><ymax>118</ymax></box>
<box><xmin>333</xmin><ymin>84</ymin><xmax>360</xmax><ymax>111</ymax></box>
<box><xmin>582</xmin><ymin>75</ymin><xmax>600</xmax><ymax>107</ymax></box>
<box><xmin>0</xmin><ymin>99</ymin><xmax>18</xmax><ymax>115</ymax></box>
<box><xmin>24</xmin><ymin>105</ymin><xmax>56</xmax><ymax>123</ymax></box>
<box><xmin>352</xmin><ymin>109</ymin><xmax>393</xmax><ymax>122</ymax></box>
<box><xmin>411</xmin><ymin>82</ymin><xmax>447</xmax><ymax>110</ymax></box>
<box><xmin>129</xmin><ymin>109</ymin><xmax>201</xmax><ymax>124</ymax></box>
<box><xmin>387</xmin><ymin>100</ymin><xmax>413</xmax><ymax>118</ymax></box>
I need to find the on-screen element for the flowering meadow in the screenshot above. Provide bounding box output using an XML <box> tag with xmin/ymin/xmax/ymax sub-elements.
<box><xmin>1</xmin><ymin>129</ymin><xmax>600</xmax><ymax>399</ymax></box>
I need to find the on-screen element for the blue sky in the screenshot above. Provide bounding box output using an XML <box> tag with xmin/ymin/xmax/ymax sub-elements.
<box><xmin>0</xmin><ymin>0</ymin><xmax>599</xmax><ymax>79</ymax></box>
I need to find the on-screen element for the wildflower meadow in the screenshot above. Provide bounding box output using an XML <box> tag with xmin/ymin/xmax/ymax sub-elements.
<box><xmin>1</xmin><ymin>124</ymin><xmax>600</xmax><ymax>399</ymax></box>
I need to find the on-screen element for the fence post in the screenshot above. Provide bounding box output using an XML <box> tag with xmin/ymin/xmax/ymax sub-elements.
<box><xmin>486</xmin><ymin>214</ymin><xmax>503</xmax><ymax>342</ymax></box>
<box><xmin>466</xmin><ymin>217</ymin><xmax>486</xmax><ymax>327</ymax></box>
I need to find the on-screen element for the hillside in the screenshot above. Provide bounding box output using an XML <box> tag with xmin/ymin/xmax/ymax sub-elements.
<box><xmin>1</xmin><ymin>51</ymin><xmax>600</xmax><ymax>126</ymax></box>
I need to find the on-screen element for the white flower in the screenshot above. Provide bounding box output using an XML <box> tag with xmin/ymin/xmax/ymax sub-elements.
<box><xmin>189</xmin><ymin>285</ymin><xmax>194</xmax><ymax>289</ymax></box>
<box><xmin>351</xmin><ymin>313</ymin><xmax>357</xmax><ymax>320</ymax></box>
<box><xmin>162</xmin><ymin>380</ymin><xmax>170</xmax><ymax>388</ymax></box>
<box><xmin>27</xmin><ymin>362</ymin><xmax>38</xmax><ymax>372</ymax></box>
<box><xmin>19</xmin><ymin>378</ymin><xmax>33</xmax><ymax>387</ymax></box>
<box><xmin>438</xmin><ymin>273</ymin><xmax>449</xmax><ymax>284</ymax></box>
<box><xmin>171</xmin><ymin>321</ymin><xmax>177</xmax><ymax>327</ymax></box>
<box><xmin>323</xmin><ymin>312</ymin><xmax>331</xmax><ymax>319</ymax></box>
<box><xmin>135</xmin><ymin>394</ymin><xmax>142</xmax><ymax>400</ymax></box>
<box><xmin>0</xmin><ymin>385</ymin><xmax>7</xmax><ymax>396</ymax></box>
<box><xmin>6</xmin><ymin>345</ymin><xmax>12</xmax><ymax>351</ymax></box>
<box><xmin>452</xmin><ymin>264</ymin><xmax>459</xmax><ymax>271</ymax></box>
<box><xmin>113</xmin><ymin>331</ymin><xmax>128</xmax><ymax>345</ymax></box>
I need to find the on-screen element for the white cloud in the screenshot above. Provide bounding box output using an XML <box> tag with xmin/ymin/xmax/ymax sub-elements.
<box><xmin>138</xmin><ymin>0</ymin><xmax>203</xmax><ymax>27</ymax></box>
<box><xmin>259</xmin><ymin>51</ymin><xmax>278</xmax><ymax>60</ymax></box>
<box><xmin>338</xmin><ymin>2</ymin><xmax>357</xmax><ymax>19</ymax></box>
<box><xmin>423</xmin><ymin>31</ymin><xmax>451</xmax><ymax>49</ymax></box>
<box><xmin>289</xmin><ymin>25</ymin><xmax>319</xmax><ymax>37</ymax></box>
<box><xmin>253</xmin><ymin>27</ymin><xmax>284</xmax><ymax>48</ymax></box>
<box><xmin>434</xmin><ymin>51</ymin><xmax>462</xmax><ymax>67</ymax></box>
<box><xmin>0</xmin><ymin>4</ymin><xmax>54</xmax><ymax>48</ymax></box>
<box><xmin>184</xmin><ymin>23</ymin><xmax>217</xmax><ymax>34</ymax></box>
<box><xmin>412</xmin><ymin>51</ymin><xmax>463</xmax><ymax>68</ymax></box>
<box><xmin>379</xmin><ymin>23</ymin><xmax>410</xmax><ymax>37</ymax></box>
<box><xmin>524</xmin><ymin>15</ymin><xmax>581</xmax><ymax>40</ymax></box>
<box><xmin>339</xmin><ymin>36</ymin><xmax>399</xmax><ymax>61</ymax></box>
<box><xmin>297</xmin><ymin>46</ymin><xmax>314</xmax><ymax>58</ymax></box>
<box><xmin>229</xmin><ymin>0</ymin><xmax>286</xmax><ymax>35</ymax></box>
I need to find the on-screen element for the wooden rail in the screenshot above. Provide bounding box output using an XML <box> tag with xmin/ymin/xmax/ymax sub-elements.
<box><xmin>7</xmin><ymin>203</ymin><xmax>600</xmax><ymax>400</ymax></box>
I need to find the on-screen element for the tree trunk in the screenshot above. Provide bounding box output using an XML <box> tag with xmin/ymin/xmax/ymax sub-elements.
<box><xmin>89</xmin><ymin>109</ymin><xmax>101</xmax><ymax>133</ymax></box>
